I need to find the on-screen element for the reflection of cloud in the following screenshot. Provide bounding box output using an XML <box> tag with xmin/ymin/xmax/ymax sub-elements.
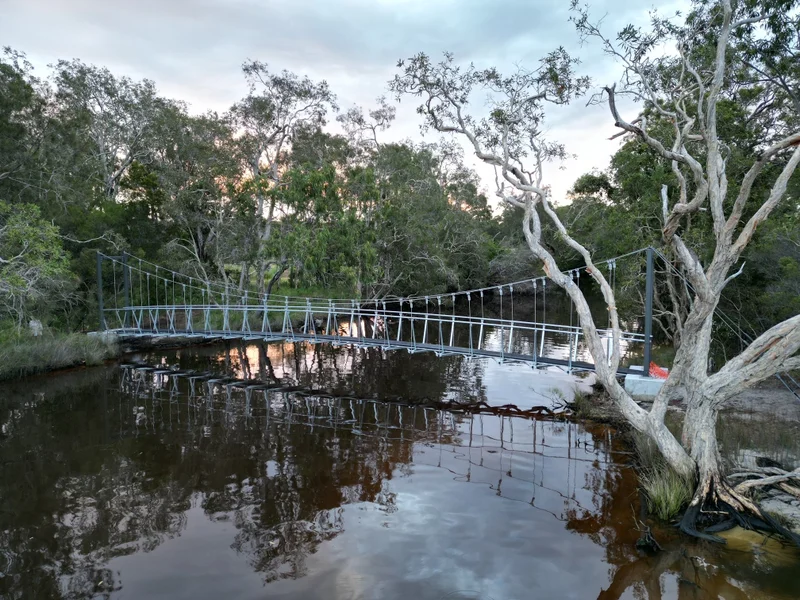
<box><xmin>305</xmin><ymin>460</ymin><xmax>613</xmax><ymax>600</ymax></box>
<box><xmin>480</xmin><ymin>361</ymin><xmax>591</xmax><ymax>410</ymax></box>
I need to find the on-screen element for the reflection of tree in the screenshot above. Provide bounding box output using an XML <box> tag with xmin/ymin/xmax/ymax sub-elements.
<box><xmin>0</xmin><ymin>357</ymin><xmax>461</xmax><ymax>597</ymax></box>
<box><xmin>169</xmin><ymin>340</ymin><xmax>488</xmax><ymax>406</ymax></box>
<box><xmin>564</xmin><ymin>422</ymin><xmax>642</xmax><ymax>568</ymax></box>
<box><xmin>0</xmin><ymin>369</ymin><xmax>189</xmax><ymax>599</ymax></box>
<box><xmin>594</xmin><ymin>549</ymin><xmax>755</xmax><ymax>600</ymax></box>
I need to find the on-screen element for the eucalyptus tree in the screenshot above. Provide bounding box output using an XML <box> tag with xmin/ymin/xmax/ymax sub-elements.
<box><xmin>122</xmin><ymin>106</ymin><xmax>253</xmax><ymax>286</ymax></box>
<box><xmin>337</xmin><ymin>95</ymin><xmax>396</xmax><ymax>157</ymax></box>
<box><xmin>229</xmin><ymin>62</ymin><xmax>337</xmax><ymax>291</ymax></box>
<box><xmin>0</xmin><ymin>201</ymin><xmax>73</xmax><ymax>327</ymax></box>
<box><xmin>52</xmin><ymin>60</ymin><xmax>166</xmax><ymax>201</ymax></box>
<box><xmin>391</xmin><ymin>0</ymin><xmax>800</xmax><ymax>543</ymax></box>
<box><xmin>368</xmin><ymin>142</ymin><xmax>494</xmax><ymax>297</ymax></box>
<box><xmin>0</xmin><ymin>49</ymin><xmax>46</xmax><ymax>191</ymax></box>
<box><xmin>0</xmin><ymin>49</ymin><xmax>82</xmax><ymax>212</ymax></box>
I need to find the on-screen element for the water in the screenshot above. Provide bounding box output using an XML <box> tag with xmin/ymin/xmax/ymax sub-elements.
<box><xmin>1</xmin><ymin>340</ymin><xmax>799</xmax><ymax>600</ymax></box>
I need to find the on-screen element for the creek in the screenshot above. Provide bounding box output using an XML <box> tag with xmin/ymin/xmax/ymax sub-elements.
<box><xmin>1</xmin><ymin>335</ymin><xmax>799</xmax><ymax>599</ymax></box>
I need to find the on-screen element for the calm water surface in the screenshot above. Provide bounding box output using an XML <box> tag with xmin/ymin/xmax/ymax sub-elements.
<box><xmin>1</xmin><ymin>340</ymin><xmax>799</xmax><ymax>600</ymax></box>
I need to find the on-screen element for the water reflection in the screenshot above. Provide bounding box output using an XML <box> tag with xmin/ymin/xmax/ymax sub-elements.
<box><xmin>0</xmin><ymin>341</ymin><xmax>798</xmax><ymax>600</ymax></box>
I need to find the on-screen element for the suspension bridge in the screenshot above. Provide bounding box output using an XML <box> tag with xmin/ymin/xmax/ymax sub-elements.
<box><xmin>95</xmin><ymin>248</ymin><xmax>659</xmax><ymax>376</ymax></box>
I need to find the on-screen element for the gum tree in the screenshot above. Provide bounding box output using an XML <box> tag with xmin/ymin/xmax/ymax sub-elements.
<box><xmin>391</xmin><ymin>0</ymin><xmax>800</xmax><ymax>543</ymax></box>
<box><xmin>0</xmin><ymin>201</ymin><xmax>72</xmax><ymax>327</ymax></box>
<box><xmin>229</xmin><ymin>62</ymin><xmax>337</xmax><ymax>292</ymax></box>
<box><xmin>53</xmin><ymin>60</ymin><xmax>165</xmax><ymax>200</ymax></box>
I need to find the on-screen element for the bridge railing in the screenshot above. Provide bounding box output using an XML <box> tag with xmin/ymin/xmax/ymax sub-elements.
<box><xmin>103</xmin><ymin>297</ymin><xmax>645</xmax><ymax>372</ymax></box>
<box><xmin>96</xmin><ymin>250</ymin><xmax>649</xmax><ymax>373</ymax></box>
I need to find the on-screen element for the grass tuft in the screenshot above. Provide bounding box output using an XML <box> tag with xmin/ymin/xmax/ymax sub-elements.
<box><xmin>0</xmin><ymin>332</ymin><xmax>118</xmax><ymax>380</ymax></box>
<box><xmin>633</xmin><ymin>431</ymin><xmax>695</xmax><ymax>521</ymax></box>
<box><xmin>640</xmin><ymin>468</ymin><xmax>695</xmax><ymax>521</ymax></box>
<box><xmin>569</xmin><ymin>389</ymin><xmax>595</xmax><ymax>418</ymax></box>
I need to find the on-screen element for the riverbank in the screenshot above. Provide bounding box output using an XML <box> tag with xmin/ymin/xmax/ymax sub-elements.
<box><xmin>574</xmin><ymin>380</ymin><xmax>800</xmax><ymax>535</ymax></box>
<box><xmin>0</xmin><ymin>332</ymin><xmax>119</xmax><ymax>381</ymax></box>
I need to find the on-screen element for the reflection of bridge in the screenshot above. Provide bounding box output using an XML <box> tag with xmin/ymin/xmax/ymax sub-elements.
<box><xmin>96</xmin><ymin>251</ymin><xmax>654</xmax><ymax>375</ymax></box>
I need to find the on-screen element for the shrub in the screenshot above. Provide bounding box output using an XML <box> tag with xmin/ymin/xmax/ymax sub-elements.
<box><xmin>0</xmin><ymin>331</ymin><xmax>118</xmax><ymax>380</ymax></box>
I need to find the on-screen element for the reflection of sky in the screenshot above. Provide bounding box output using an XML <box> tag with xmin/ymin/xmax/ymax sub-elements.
<box><xmin>105</xmin><ymin>502</ymin><xmax>266</xmax><ymax>600</ymax></box>
<box><xmin>309</xmin><ymin>465</ymin><xmax>611</xmax><ymax>600</ymax></box>
<box><xmin>479</xmin><ymin>360</ymin><xmax>593</xmax><ymax>410</ymax></box>
<box><xmin>105</xmin><ymin>401</ymin><xmax>617</xmax><ymax>600</ymax></box>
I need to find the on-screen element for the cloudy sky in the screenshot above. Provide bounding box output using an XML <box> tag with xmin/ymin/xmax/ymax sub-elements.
<box><xmin>2</xmin><ymin>0</ymin><xmax>684</xmax><ymax>205</ymax></box>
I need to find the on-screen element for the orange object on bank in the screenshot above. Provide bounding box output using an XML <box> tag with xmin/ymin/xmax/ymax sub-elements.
<box><xmin>649</xmin><ymin>362</ymin><xmax>669</xmax><ymax>379</ymax></box>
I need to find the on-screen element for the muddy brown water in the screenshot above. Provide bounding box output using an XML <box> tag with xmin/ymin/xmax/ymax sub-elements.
<box><xmin>1</xmin><ymin>340</ymin><xmax>798</xmax><ymax>600</ymax></box>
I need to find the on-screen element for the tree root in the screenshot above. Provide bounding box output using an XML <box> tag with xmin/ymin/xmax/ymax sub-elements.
<box><xmin>680</xmin><ymin>474</ymin><xmax>800</xmax><ymax>546</ymax></box>
<box><xmin>679</xmin><ymin>473</ymin><xmax>800</xmax><ymax>546</ymax></box>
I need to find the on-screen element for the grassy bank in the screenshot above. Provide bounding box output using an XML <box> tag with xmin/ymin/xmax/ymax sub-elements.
<box><xmin>0</xmin><ymin>332</ymin><xmax>119</xmax><ymax>381</ymax></box>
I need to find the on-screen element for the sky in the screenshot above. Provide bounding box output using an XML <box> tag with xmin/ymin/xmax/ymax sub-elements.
<box><xmin>1</xmin><ymin>0</ymin><xmax>685</xmax><ymax>206</ymax></box>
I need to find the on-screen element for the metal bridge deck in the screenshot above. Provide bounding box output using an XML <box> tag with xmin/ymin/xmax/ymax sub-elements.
<box><xmin>109</xmin><ymin>328</ymin><xmax>643</xmax><ymax>375</ymax></box>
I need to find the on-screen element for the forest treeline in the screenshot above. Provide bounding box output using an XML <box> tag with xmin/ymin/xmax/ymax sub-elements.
<box><xmin>1</xmin><ymin>47</ymin><xmax>797</xmax><ymax>343</ymax></box>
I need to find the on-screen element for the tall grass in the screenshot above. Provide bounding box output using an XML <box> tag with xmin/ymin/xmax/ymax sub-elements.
<box><xmin>640</xmin><ymin>468</ymin><xmax>694</xmax><ymax>521</ymax></box>
<box><xmin>0</xmin><ymin>332</ymin><xmax>118</xmax><ymax>380</ymax></box>
<box><xmin>633</xmin><ymin>431</ymin><xmax>695</xmax><ymax>521</ymax></box>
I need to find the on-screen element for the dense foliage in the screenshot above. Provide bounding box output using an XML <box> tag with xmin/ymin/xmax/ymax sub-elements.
<box><xmin>0</xmin><ymin>27</ymin><xmax>796</xmax><ymax>345</ymax></box>
<box><xmin>0</xmin><ymin>49</ymin><xmax>502</xmax><ymax>330</ymax></box>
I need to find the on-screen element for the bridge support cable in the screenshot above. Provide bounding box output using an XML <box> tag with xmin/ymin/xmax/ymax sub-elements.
<box><xmin>467</xmin><ymin>293</ymin><xmax>474</xmax><ymax>357</ymax></box>
<box><xmin>508</xmin><ymin>286</ymin><xmax>515</xmax><ymax>355</ymax></box>
<box><xmin>397</xmin><ymin>299</ymin><xmax>404</xmax><ymax>343</ymax></box>
<box><xmin>540</xmin><ymin>279</ymin><xmax>547</xmax><ymax>359</ymax></box>
<box><xmin>437</xmin><ymin>296</ymin><xmax>444</xmax><ymax>356</ymax></box>
<box><xmin>449</xmin><ymin>294</ymin><xmax>456</xmax><ymax>349</ymax></box>
<box><xmin>531</xmin><ymin>280</ymin><xmax>538</xmax><ymax>368</ymax></box>
<box><xmin>349</xmin><ymin>300</ymin><xmax>356</xmax><ymax>341</ymax></box>
<box><xmin>478</xmin><ymin>291</ymin><xmax>485</xmax><ymax>352</ymax></box>
<box><xmin>326</xmin><ymin>300</ymin><xmax>333</xmax><ymax>337</ymax></box>
<box><xmin>382</xmin><ymin>300</ymin><xmax>390</xmax><ymax>348</ymax></box>
<box><xmin>410</xmin><ymin>300</ymin><xmax>418</xmax><ymax>352</ymax></box>
<box><xmin>643</xmin><ymin>246</ymin><xmax>655</xmax><ymax>375</ymax></box>
<box><xmin>422</xmin><ymin>297</ymin><xmax>429</xmax><ymax>346</ymax></box>
<box><xmin>122</xmin><ymin>252</ymin><xmax>130</xmax><ymax>328</ymax></box>
<box><xmin>575</xmin><ymin>269</ymin><xmax>581</xmax><ymax>366</ymax></box>
<box><xmin>95</xmin><ymin>250</ymin><xmax>651</xmax><ymax>374</ymax></box>
<box><xmin>566</xmin><ymin>273</ymin><xmax>572</xmax><ymax>374</ymax></box>
<box><xmin>499</xmin><ymin>286</ymin><xmax>505</xmax><ymax>363</ymax></box>
<box><xmin>242</xmin><ymin>291</ymin><xmax>251</xmax><ymax>335</ymax></box>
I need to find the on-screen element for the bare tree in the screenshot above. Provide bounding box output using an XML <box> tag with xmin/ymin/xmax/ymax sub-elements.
<box><xmin>391</xmin><ymin>0</ymin><xmax>800</xmax><ymax>544</ymax></box>
<box><xmin>337</xmin><ymin>95</ymin><xmax>396</xmax><ymax>154</ymax></box>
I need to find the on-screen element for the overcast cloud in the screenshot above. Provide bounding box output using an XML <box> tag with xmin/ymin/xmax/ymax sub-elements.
<box><xmin>1</xmin><ymin>0</ymin><xmax>686</xmax><ymax>204</ymax></box>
